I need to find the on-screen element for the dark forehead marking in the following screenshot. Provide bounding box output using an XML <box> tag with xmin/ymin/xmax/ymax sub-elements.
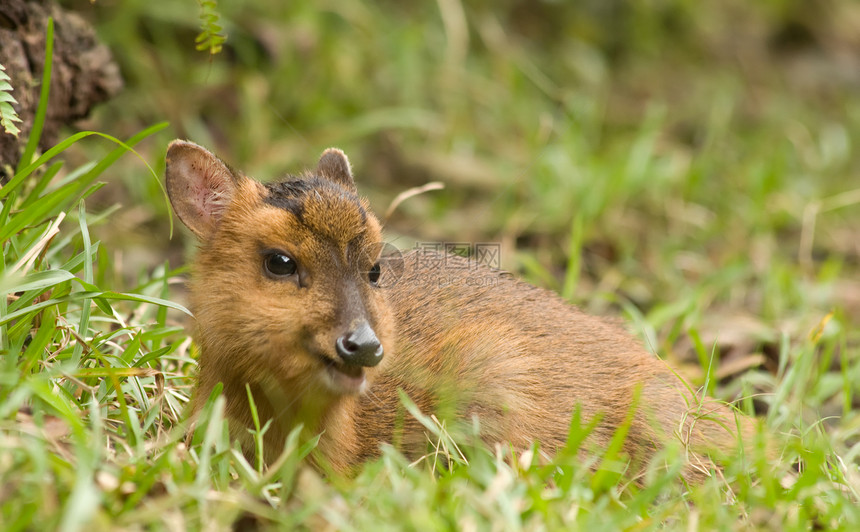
<box><xmin>263</xmin><ymin>178</ymin><xmax>314</xmax><ymax>221</ymax></box>
<box><xmin>263</xmin><ymin>176</ymin><xmax>369</xmax><ymax>228</ymax></box>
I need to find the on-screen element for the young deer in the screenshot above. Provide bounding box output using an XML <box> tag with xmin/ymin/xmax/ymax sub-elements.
<box><xmin>166</xmin><ymin>140</ymin><xmax>746</xmax><ymax>481</ymax></box>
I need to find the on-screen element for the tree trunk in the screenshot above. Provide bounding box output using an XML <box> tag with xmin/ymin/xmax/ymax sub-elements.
<box><xmin>0</xmin><ymin>0</ymin><xmax>122</xmax><ymax>177</ymax></box>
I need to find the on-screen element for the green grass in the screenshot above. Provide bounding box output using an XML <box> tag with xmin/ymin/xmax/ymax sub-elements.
<box><xmin>2</xmin><ymin>0</ymin><xmax>859</xmax><ymax>529</ymax></box>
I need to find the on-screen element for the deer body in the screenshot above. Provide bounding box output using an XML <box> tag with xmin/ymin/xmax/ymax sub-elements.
<box><xmin>165</xmin><ymin>141</ymin><xmax>741</xmax><ymax>479</ymax></box>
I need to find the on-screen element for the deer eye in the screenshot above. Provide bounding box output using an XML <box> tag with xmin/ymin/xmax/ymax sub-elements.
<box><xmin>368</xmin><ymin>262</ymin><xmax>381</xmax><ymax>285</ymax></box>
<box><xmin>264</xmin><ymin>252</ymin><xmax>298</xmax><ymax>278</ymax></box>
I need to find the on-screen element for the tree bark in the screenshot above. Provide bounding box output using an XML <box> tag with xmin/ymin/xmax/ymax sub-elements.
<box><xmin>0</xmin><ymin>0</ymin><xmax>122</xmax><ymax>176</ymax></box>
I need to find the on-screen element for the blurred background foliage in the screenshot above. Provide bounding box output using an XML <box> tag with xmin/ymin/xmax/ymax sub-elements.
<box><xmin>60</xmin><ymin>0</ymin><xmax>859</xmax><ymax>389</ymax></box>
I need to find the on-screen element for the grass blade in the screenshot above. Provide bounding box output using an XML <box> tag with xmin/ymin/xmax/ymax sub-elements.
<box><xmin>16</xmin><ymin>18</ymin><xmax>53</xmax><ymax>174</ymax></box>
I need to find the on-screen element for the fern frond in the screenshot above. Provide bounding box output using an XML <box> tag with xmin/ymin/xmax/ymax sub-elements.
<box><xmin>196</xmin><ymin>0</ymin><xmax>227</xmax><ymax>55</ymax></box>
<box><xmin>0</xmin><ymin>63</ymin><xmax>22</xmax><ymax>137</ymax></box>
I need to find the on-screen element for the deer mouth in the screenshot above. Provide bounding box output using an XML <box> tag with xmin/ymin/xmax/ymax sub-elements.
<box><xmin>319</xmin><ymin>356</ymin><xmax>367</xmax><ymax>394</ymax></box>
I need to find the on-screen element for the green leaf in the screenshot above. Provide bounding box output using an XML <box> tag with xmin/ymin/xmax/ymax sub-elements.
<box><xmin>70</xmin><ymin>201</ymin><xmax>94</xmax><ymax>366</ymax></box>
<box><xmin>0</xmin><ymin>291</ymin><xmax>191</xmax><ymax>327</ymax></box>
<box><xmin>0</xmin><ymin>269</ymin><xmax>76</xmax><ymax>296</ymax></box>
<box><xmin>1</xmin><ymin>123</ymin><xmax>168</xmax><ymax>202</ymax></box>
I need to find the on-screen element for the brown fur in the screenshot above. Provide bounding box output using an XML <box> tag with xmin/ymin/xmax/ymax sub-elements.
<box><xmin>165</xmin><ymin>140</ymin><xmax>751</xmax><ymax>482</ymax></box>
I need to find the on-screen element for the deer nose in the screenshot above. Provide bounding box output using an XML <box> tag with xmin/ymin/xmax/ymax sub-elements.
<box><xmin>335</xmin><ymin>321</ymin><xmax>384</xmax><ymax>367</ymax></box>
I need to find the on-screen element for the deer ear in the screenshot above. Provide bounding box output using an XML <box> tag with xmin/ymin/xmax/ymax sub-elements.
<box><xmin>165</xmin><ymin>140</ymin><xmax>242</xmax><ymax>239</ymax></box>
<box><xmin>316</xmin><ymin>148</ymin><xmax>356</xmax><ymax>190</ymax></box>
